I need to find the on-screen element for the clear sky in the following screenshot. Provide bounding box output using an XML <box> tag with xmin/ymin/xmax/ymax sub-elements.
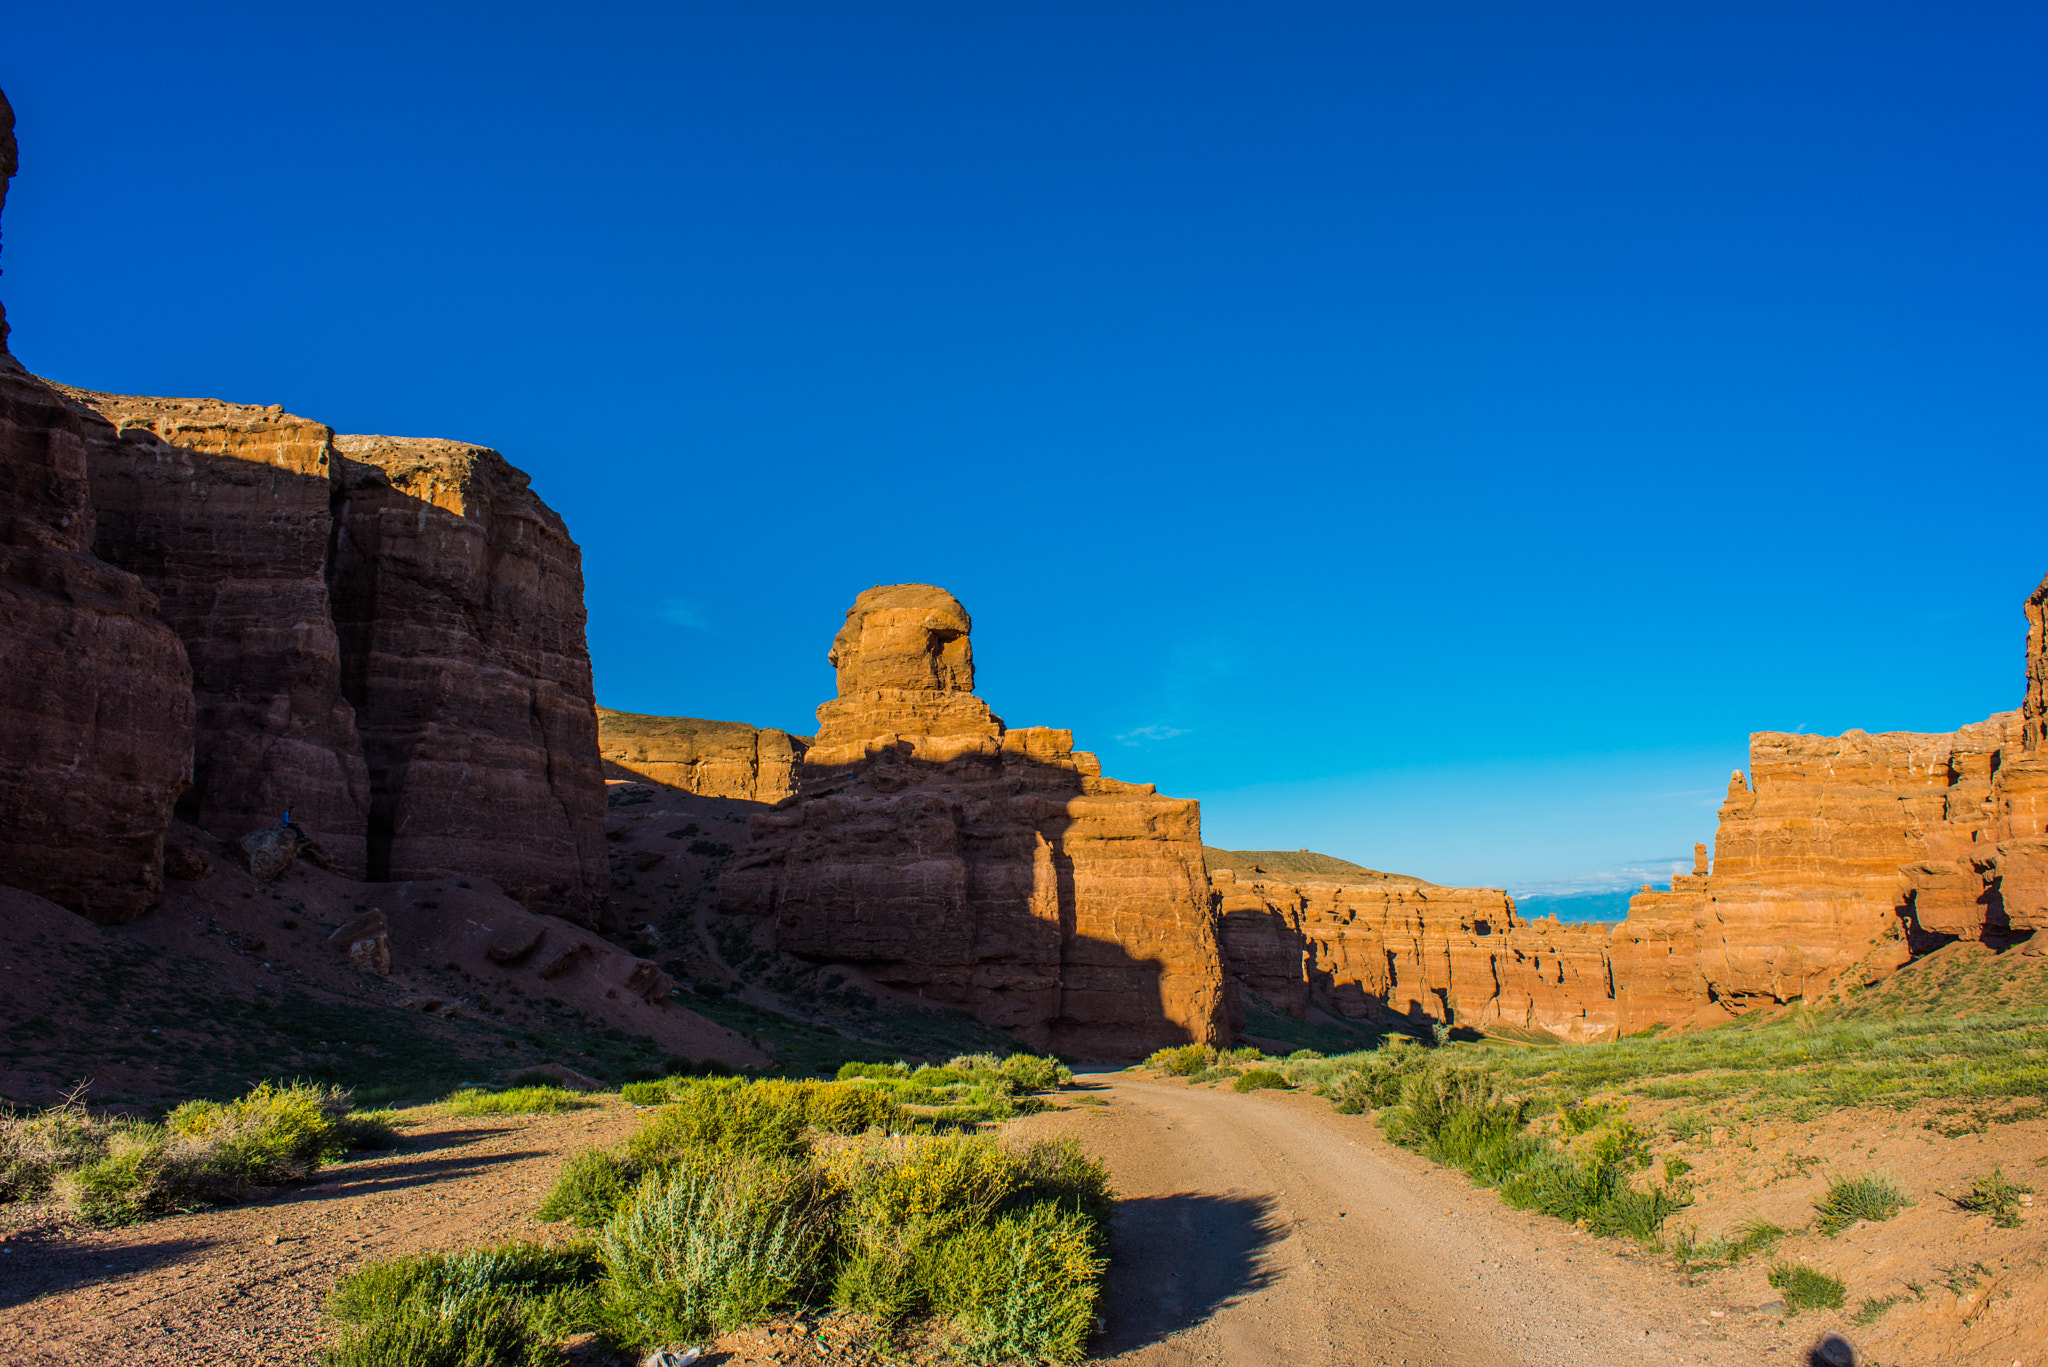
<box><xmin>5</xmin><ymin>3</ymin><xmax>2043</xmax><ymax>894</ymax></box>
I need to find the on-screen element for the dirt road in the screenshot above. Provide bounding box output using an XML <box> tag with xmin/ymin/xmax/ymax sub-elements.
<box><xmin>1018</xmin><ymin>1073</ymin><xmax>1831</xmax><ymax>1367</ymax></box>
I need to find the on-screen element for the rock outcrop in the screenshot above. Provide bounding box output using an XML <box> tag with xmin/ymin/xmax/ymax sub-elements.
<box><xmin>718</xmin><ymin>584</ymin><xmax>1229</xmax><ymax>1057</ymax></box>
<box><xmin>1621</xmin><ymin>570</ymin><xmax>2048</xmax><ymax>1009</ymax></box>
<box><xmin>60</xmin><ymin>388</ymin><xmax>372</xmax><ymax>873</ymax></box>
<box><xmin>328</xmin><ymin>436</ymin><xmax>610</xmax><ymax>921</ymax></box>
<box><xmin>0</xmin><ymin>95</ymin><xmax>196</xmax><ymax>923</ymax></box>
<box><xmin>0</xmin><ymin>93</ymin><xmax>609</xmax><ymax>926</ymax></box>
<box><xmin>597</xmin><ymin>707</ymin><xmax>809</xmax><ymax>804</ymax></box>
<box><xmin>1213</xmin><ymin>866</ymin><xmax>1622</xmax><ymax>1042</ymax></box>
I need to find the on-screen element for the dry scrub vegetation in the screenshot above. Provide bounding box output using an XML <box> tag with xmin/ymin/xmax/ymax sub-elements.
<box><xmin>324</xmin><ymin>1055</ymin><xmax>1107</xmax><ymax>1367</ymax></box>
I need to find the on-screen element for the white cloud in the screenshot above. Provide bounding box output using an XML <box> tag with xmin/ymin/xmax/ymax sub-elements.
<box><xmin>1117</xmin><ymin>723</ymin><xmax>1191</xmax><ymax>745</ymax></box>
<box><xmin>657</xmin><ymin>599</ymin><xmax>710</xmax><ymax>630</ymax></box>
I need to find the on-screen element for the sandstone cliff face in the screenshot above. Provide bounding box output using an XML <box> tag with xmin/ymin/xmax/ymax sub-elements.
<box><xmin>58</xmin><ymin>388</ymin><xmax>372</xmax><ymax>874</ymax></box>
<box><xmin>0</xmin><ymin>97</ymin><xmax>196</xmax><ymax>923</ymax></box>
<box><xmin>328</xmin><ymin>436</ymin><xmax>610</xmax><ymax>924</ymax></box>
<box><xmin>1213</xmin><ymin>867</ymin><xmax>1621</xmax><ymax>1042</ymax></box>
<box><xmin>596</xmin><ymin>707</ymin><xmax>809</xmax><ymax>804</ymax></box>
<box><xmin>0</xmin><ymin>91</ymin><xmax>607</xmax><ymax>926</ymax></box>
<box><xmin>718</xmin><ymin>584</ymin><xmax>1228</xmax><ymax>1057</ymax></box>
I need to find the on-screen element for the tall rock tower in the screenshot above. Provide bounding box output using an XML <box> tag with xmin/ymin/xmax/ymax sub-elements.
<box><xmin>719</xmin><ymin>584</ymin><xmax>1228</xmax><ymax>1057</ymax></box>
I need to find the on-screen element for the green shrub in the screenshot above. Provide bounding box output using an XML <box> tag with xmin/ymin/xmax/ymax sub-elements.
<box><xmin>441</xmin><ymin>1086</ymin><xmax>589</xmax><ymax>1116</ymax></box>
<box><xmin>618</xmin><ymin>1080</ymin><xmax>673</xmax><ymax>1107</ymax></box>
<box><xmin>1286</xmin><ymin>1049</ymin><xmax>1324</xmax><ymax>1061</ymax></box>
<box><xmin>1768</xmin><ymin>1260</ymin><xmax>1846</xmax><ymax>1313</ymax></box>
<box><xmin>997</xmin><ymin>1054</ymin><xmax>1073</xmax><ymax>1091</ymax></box>
<box><xmin>837</xmin><ymin>1061</ymin><xmax>910</xmax><ymax>1081</ymax></box>
<box><xmin>1958</xmin><ymin>1168</ymin><xmax>2032</xmax><ymax>1228</ymax></box>
<box><xmin>13</xmin><ymin>1082</ymin><xmax>386</xmax><ymax>1226</ymax></box>
<box><xmin>535</xmin><ymin>1150</ymin><xmax>638</xmax><ymax>1228</ymax></box>
<box><xmin>928</xmin><ymin>1203</ymin><xmax>1104</xmax><ymax>1364</ymax></box>
<box><xmin>1232</xmin><ymin>1069</ymin><xmax>1290</xmax><ymax>1093</ymax></box>
<box><xmin>1814</xmin><ymin>1174</ymin><xmax>1909</xmax><ymax>1235</ymax></box>
<box><xmin>599</xmin><ymin>1157</ymin><xmax>829</xmax><ymax>1346</ymax></box>
<box><xmin>1219</xmin><ymin>1047</ymin><xmax>1266</xmax><ymax>1066</ymax></box>
<box><xmin>1144</xmin><ymin>1044</ymin><xmax>1214</xmax><ymax>1076</ymax></box>
<box><xmin>323</xmin><ymin>1241</ymin><xmax>599</xmax><ymax>1367</ymax></box>
<box><xmin>1007</xmin><ymin>1136</ymin><xmax>1115</xmax><ymax>1238</ymax></box>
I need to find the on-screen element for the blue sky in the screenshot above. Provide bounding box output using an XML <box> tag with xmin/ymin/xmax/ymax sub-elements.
<box><xmin>5</xmin><ymin>3</ymin><xmax>2043</xmax><ymax>893</ymax></box>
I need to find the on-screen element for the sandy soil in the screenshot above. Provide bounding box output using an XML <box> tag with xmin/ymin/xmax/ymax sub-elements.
<box><xmin>5</xmin><ymin>1073</ymin><xmax>2038</xmax><ymax>1365</ymax></box>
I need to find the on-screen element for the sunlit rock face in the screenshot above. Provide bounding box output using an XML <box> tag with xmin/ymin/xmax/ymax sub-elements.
<box><xmin>596</xmin><ymin>708</ymin><xmax>810</xmax><ymax>805</ymax></box>
<box><xmin>719</xmin><ymin>583</ymin><xmax>1229</xmax><ymax>1058</ymax></box>
<box><xmin>1623</xmin><ymin>570</ymin><xmax>2048</xmax><ymax>1011</ymax></box>
<box><xmin>1212</xmin><ymin>864</ymin><xmax>1624</xmax><ymax>1043</ymax></box>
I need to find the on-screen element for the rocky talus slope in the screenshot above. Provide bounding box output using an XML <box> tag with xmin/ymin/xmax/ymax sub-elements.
<box><xmin>0</xmin><ymin>99</ymin><xmax>609</xmax><ymax>928</ymax></box>
<box><xmin>716</xmin><ymin>583</ymin><xmax>1229</xmax><ymax>1056</ymax></box>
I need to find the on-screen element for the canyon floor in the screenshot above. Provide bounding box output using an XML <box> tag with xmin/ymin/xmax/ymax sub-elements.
<box><xmin>1</xmin><ymin>1070</ymin><xmax>1971</xmax><ymax>1367</ymax></box>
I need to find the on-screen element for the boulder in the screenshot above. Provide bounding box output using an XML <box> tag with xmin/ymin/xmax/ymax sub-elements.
<box><xmin>486</xmin><ymin>919</ymin><xmax>547</xmax><ymax>964</ymax></box>
<box><xmin>537</xmin><ymin>940</ymin><xmax>595</xmax><ymax>980</ymax></box>
<box><xmin>240</xmin><ymin>828</ymin><xmax>301</xmax><ymax>883</ymax></box>
<box><xmin>326</xmin><ymin>909</ymin><xmax>391</xmax><ymax>976</ymax></box>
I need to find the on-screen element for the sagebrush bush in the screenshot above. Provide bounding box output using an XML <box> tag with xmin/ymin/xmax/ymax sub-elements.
<box><xmin>600</xmin><ymin>1157</ymin><xmax>830</xmax><ymax>1345</ymax></box>
<box><xmin>1814</xmin><ymin>1174</ymin><xmax>1909</xmax><ymax>1235</ymax></box>
<box><xmin>414</xmin><ymin>1075</ymin><xmax>1113</xmax><ymax>1364</ymax></box>
<box><xmin>1144</xmin><ymin>1044</ymin><xmax>1215</xmax><ymax>1076</ymax></box>
<box><xmin>441</xmin><ymin>1086</ymin><xmax>589</xmax><ymax>1117</ymax></box>
<box><xmin>323</xmin><ymin>1241</ymin><xmax>599</xmax><ymax>1367</ymax></box>
<box><xmin>928</xmin><ymin>1202</ymin><xmax>1105</xmax><ymax>1364</ymax></box>
<box><xmin>7</xmin><ymin>1082</ymin><xmax>387</xmax><ymax>1226</ymax></box>
<box><xmin>1232</xmin><ymin>1069</ymin><xmax>1290</xmax><ymax>1093</ymax></box>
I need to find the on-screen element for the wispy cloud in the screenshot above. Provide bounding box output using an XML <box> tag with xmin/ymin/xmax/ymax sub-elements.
<box><xmin>1508</xmin><ymin>854</ymin><xmax>1693</xmax><ymax>899</ymax></box>
<box><xmin>657</xmin><ymin>599</ymin><xmax>710</xmax><ymax>630</ymax></box>
<box><xmin>1117</xmin><ymin>723</ymin><xmax>1191</xmax><ymax>745</ymax></box>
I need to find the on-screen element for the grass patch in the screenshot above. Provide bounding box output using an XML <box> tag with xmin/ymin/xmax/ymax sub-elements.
<box><xmin>1957</xmin><ymin>1168</ymin><xmax>2033</xmax><ymax>1228</ymax></box>
<box><xmin>1231</xmin><ymin>1069</ymin><xmax>1291</xmax><ymax>1093</ymax></box>
<box><xmin>1814</xmin><ymin>1173</ymin><xmax>1909</xmax><ymax>1235</ymax></box>
<box><xmin>341</xmin><ymin>1071</ymin><xmax>1111</xmax><ymax>1364</ymax></box>
<box><xmin>441</xmin><ymin>1086</ymin><xmax>591</xmax><ymax>1116</ymax></box>
<box><xmin>1769</xmin><ymin>1261</ymin><xmax>1846</xmax><ymax>1313</ymax></box>
<box><xmin>2</xmin><ymin>1081</ymin><xmax>395</xmax><ymax>1226</ymax></box>
<box><xmin>1854</xmin><ymin>1294</ymin><xmax>1904</xmax><ymax>1326</ymax></box>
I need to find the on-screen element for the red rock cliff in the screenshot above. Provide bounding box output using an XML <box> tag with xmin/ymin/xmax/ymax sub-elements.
<box><xmin>596</xmin><ymin>707</ymin><xmax>810</xmax><ymax>804</ymax></box>
<box><xmin>328</xmin><ymin>436</ymin><xmax>610</xmax><ymax>922</ymax></box>
<box><xmin>0</xmin><ymin>95</ymin><xmax>196</xmax><ymax>922</ymax></box>
<box><xmin>717</xmin><ymin>584</ymin><xmax>1228</xmax><ymax>1057</ymax></box>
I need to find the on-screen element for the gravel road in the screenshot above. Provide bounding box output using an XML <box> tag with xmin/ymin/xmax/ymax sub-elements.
<box><xmin>1016</xmin><ymin>1073</ymin><xmax>1832</xmax><ymax>1367</ymax></box>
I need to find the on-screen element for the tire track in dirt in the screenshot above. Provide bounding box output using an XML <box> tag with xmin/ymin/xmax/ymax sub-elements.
<box><xmin>1013</xmin><ymin>1074</ymin><xmax>1826</xmax><ymax>1367</ymax></box>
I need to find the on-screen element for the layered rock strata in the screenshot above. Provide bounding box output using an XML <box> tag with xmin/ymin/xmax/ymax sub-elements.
<box><xmin>328</xmin><ymin>436</ymin><xmax>610</xmax><ymax>919</ymax></box>
<box><xmin>0</xmin><ymin>97</ymin><xmax>196</xmax><ymax>922</ymax></box>
<box><xmin>1213</xmin><ymin>867</ymin><xmax>1622</xmax><ymax>1041</ymax></box>
<box><xmin>717</xmin><ymin>584</ymin><xmax>1228</xmax><ymax>1056</ymax></box>
<box><xmin>596</xmin><ymin>707</ymin><xmax>810</xmax><ymax>804</ymax></box>
<box><xmin>0</xmin><ymin>96</ymin><xmax>608</xmax><ymax>925</ymax></box>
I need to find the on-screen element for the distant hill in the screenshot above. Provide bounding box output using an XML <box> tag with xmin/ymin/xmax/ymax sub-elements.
<box><xmin>1202</xmin><ymin>848</ymin><xmax>1424</xmax><ymax>883</ymax></box>
<box><xmin>1512</xmin><ymin>888</ymin><xmax>1642</xmax><ymax>923</ymax></box>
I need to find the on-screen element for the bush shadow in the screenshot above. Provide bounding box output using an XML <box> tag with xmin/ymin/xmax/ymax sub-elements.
<box><xmin>0</xmin><ymin>1232</ymin><xmax>215</xmax><ymax>1308</ymax></box>
<box><xmin>1092</xmin><ymin>1191</ymin><xmax>1285</xmax><ymax>1354</ymax></box>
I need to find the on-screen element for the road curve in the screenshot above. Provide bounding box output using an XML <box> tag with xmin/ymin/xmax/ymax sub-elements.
<box><xmin>1010</xmin><ymin>1073</ymin><xmax>1819</xmax><ymax>1367</ymax></box>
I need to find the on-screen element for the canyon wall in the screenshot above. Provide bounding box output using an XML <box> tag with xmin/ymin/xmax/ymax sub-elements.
<box><xmin>716</xmin><ymin>583</ymin><xmax>1228</xmax><ymax>1057</ymax></box>
<box><xmin>1213</xmin><ymin>866</ymin><xmax>1623</xmax><ymax>1042</ymax></box>
<box><xmin>0</xmin><ymin>96</ymin><xmax>196</xmax><ymax>923</ymax></box>
<box><xmin>0</xmin><ymin>97</ymin><xmax>610</xmax><ymax>926</ymax></box>
<box><xmin>597</xmin><ymin>707</ymin><xmax>809</xmax><ymax>804</ymax></box>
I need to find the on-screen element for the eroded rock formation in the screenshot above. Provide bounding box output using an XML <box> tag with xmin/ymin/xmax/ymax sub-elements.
<box><xmin>0</xmin><ymin>95</ymin><xmax>608</xmax><ymax>926</ymax></box>
<box><xmin>328</xmin><ymin>436</ymin><xmax>610</xmax><ymax>919</ymax></box>
<box><xmin>1213</xmin><ymin>866</ymin><xmax>1622</xmax><ymax>1042</ymax></box>
<box><xmin>0</xmin><ymin>97</ymin><xmax>196</xmax><ymax>923</ymax></box>
<box><xmin>597</xmin><ymin>707</ymin><xmax>809</xmax><ymax>804</ymax></box>
<box><xmin>717</xmin><ymin>584</ymin><xmax>1228</xmax><ymax>1056</ymax></box>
